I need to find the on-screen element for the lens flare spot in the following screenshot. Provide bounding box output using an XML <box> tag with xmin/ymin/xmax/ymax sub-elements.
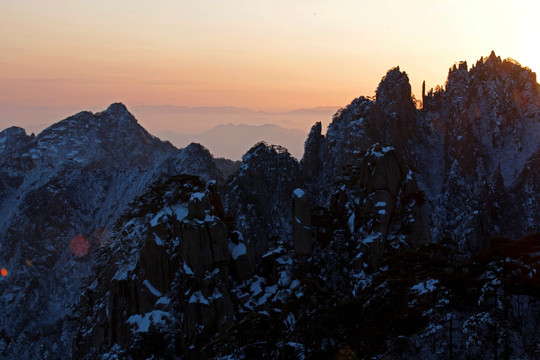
<box><xmin>1</xmin><ymin>268</ymin><xmax>7</xmax><ymax>277</ymax></box>
<box><xmin>70</xmin><ymin>235</ymin><xmax>90</xmax><ymax>257</ymax></box>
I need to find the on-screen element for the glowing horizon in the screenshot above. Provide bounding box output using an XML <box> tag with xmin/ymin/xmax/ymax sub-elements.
<box><xmin>1</xmin><ymin>0</ymin><xmax>539</xmax><ymax>132</ymax></box>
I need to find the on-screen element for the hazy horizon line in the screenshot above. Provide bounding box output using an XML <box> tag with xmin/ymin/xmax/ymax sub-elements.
<box><xmin>0</xmin><ymin>103</ymin><xmax>340</xmax><ymax>114</ymax></box>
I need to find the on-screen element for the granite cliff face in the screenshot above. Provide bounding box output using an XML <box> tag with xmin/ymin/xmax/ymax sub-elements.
<box><xmin>302</xmin><ymin>52</ymin><xmax>540</xmax><ymax>255</ymax></box>
<box><xmin>224</xmin><ymin>142</ymin><xmax>302</xmax><ymax>260</ymax></box>
<box><xmin>419</xmin><ymin>52</ymin><xmax>540</xmax><ymax>251</ymax></box>
<box><xmin>73</xmin><ymin>175</ymin><xmax>236</xmax><ymax>359</ymax></box>
<box><xmin>1</xmin><ymin>53</ymin><xmax>540</xmax><ymax>359</ymax></box>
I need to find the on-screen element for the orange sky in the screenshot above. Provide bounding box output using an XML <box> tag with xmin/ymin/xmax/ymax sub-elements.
<box><xmin>1</xmin><ymin>0</ymin><xmax>539</xmax><ymax>132</ymax></box>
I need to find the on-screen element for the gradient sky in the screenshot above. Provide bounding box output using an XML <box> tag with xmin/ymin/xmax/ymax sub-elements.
<box><xmin>1</xmin><ymin>0</ymin><xmax>539</xmax><ymax>132</ymax></box>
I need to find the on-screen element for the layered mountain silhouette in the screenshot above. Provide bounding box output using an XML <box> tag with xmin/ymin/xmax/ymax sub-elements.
<box><xmin>0</xmin><ymin>52</ymin><xmax>539</xmax><ymax>359</ymax></box>
<box><xmin>158</xmin><ymin>123</ymin><xmax>307</xmax><ymax>160</ymax></box>
<box><xmin>131</xmin><ymin>105</ymin><xmax>338</xmax><ymax>136</ymax></box>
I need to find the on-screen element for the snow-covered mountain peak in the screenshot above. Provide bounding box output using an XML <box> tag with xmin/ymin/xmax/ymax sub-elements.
<box><xmin>423</xmin><ymin>52</ymin><xmax>540</xmax><ymax>187</ymax></box>
<box><xmin>172</xmin><ymin>142</ymin><xmax>224</xmax><ymax>182</ymax></box>
<box><xmin>97</xmin><ymin>102</ymin><xmax>140</xmax><ymax>127</ymax></box>
<box><xmin>104</xmin><ymin>101</ymin><xmax>130</xmax><ymax>115</ymax></box>
<box><xmin>0</xmin><ymin>126</ymin><xmax>33</xmax><ymax>154</ymax></box>
<box><xmin>445</xmin><ymin>51</ymin><xmax>539</xmax><ymax>104</ymax></box>
<box><xmin>239</xmin><ymin>141</ymin><xmax>297</xmax><ymax>174</ymax></box>
<box><xmin>0</xmin><ymin>126</ymin><xmax>28</xmax><ymax>138</ymax></box>
<box><xmin>183</xmin><ymin>142</ymin><xmax>212</xmax><ymax>156</ymax></box>
<box><xmin>37</xmin><ymin>102</ymin><xmax>142</xmax><ymax>141</ymax></box>
<box><xmin>25</xmin><ymin>103</ymin><xmax>175</xmax><ymax>172</ymax></box>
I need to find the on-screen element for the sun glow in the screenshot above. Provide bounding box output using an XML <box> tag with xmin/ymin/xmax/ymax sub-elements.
<box><xmin>1</xmin><ymin>0</ymin><xmax>540</xmax><ymax>133</ymax></box>
<box><xmin>519</xmin><ymin>48</ymin><xmax>540</xmax><ymax>80</ymax></box>
<box><xmin>515</xmin><ymin>1</ymin><xmax>540</xmax><ymax>79</ymax></box>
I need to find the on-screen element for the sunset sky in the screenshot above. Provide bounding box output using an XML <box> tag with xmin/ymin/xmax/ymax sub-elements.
<box><xmin>1</xmin><ymin>0</ymin><xmax>539</xmax><ymax>133</ymax></box>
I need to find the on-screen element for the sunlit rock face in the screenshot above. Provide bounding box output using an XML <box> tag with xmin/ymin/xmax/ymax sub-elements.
<box><xmin>301</xmin><ymin>52</ymin><xmax>540</xmax><ymax>255</ymax></box>
<box><xmin>417</xmin><ymin>52</ymin><xmax>540</xmax><ymax>251</ymax></box>
<box><xmin>425</xmin><ymin>52</ymin><xmax>540</xmax><ymax>183</ymax></box>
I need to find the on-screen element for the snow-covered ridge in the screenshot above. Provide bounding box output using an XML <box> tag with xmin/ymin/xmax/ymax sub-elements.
<box><xmin>0</xmin><ymin>103</ymin><xmax>230</xmax><ymax>359</ymax></box>
<box><xmin>1</xmin><ymin>53</ymin><xmax>540</xmax><ymax>359</ymax></box>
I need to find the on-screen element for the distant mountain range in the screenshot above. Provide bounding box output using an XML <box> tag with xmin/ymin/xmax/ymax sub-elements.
<box><xmin>157</xmin><ymin>123</ymin><xmax>307</xmax><ymax>160</ymax></box>
<box><xmin>0</xmin><ymin>105</ymin><xmax>339</xmax><ymax>156</ymax></box>
<box><xmin>131</xmin><ymin>105</ymin><xmax>339</xmax><ymax>135</ymax></box>
<box><xmin>132</xmin><ymin>104</ymin><xmax>338</xmax><ymax>116</ymax></box>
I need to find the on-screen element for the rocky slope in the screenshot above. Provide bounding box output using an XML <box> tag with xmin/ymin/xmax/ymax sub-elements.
<box><xmin>1</xmin><ymin>52</ymin><xmax>539</xmax><ymax>359</ymax></box>
<box><xmin>0</xmin><ymin>104</ymin><xmax>229</xmax><ymax>359</ymax></box>
<box><xmin>302</xmin><ymin>51</ymin><xmax>540</xmax><ymax>254</ymax></box>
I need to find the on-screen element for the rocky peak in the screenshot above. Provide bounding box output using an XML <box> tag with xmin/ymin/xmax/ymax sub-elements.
<box><xmin>444</xmin><ymin>51</ymin><xmax>539</xmax><ymax>105</ymax></box>
<box><xmin>0</xmin><ymin>125</ymin><xmax>29</xmax><ymax>139</ymax></box>
<box><xmin>97</xmin><ymin>102</ymin><xmax>139</xmax><ymax>128</ymax></box>
<box><xmin>445</xmin><ymin>61</ymin><xmax>470</xmax><ymax>94</ymax></box>
<box><xmin>367</xmin><ymin>67</ymin><xmax>418</xmax><ymax>159</ymax></box>
<box><xmin>225</xmin><ymin>142</ymin><xmax>301</xmax><ymax>259</ymax></box>
<box><xmin>237</xmin><ymin>142</ymin><xmax>298</xmax><ymax>179</ymax></box>
<box><xmin>425</xmin><ymin>52</ymin><xmax>540</xmax><ymax>182</ymax></box>
<box><xmin>105</xmin><ymin>102</ymin><xmax>130</xmax><ymax>115</ymax></box>
<box><xmin>29</xmin><ymin>104</ymin><xmax>176</xmax><ymax>171</ymax></box>
<box><xmin>183</xmin><ymin>142</ymin><xmax>213</xmax><ymax>158</ymax></box>
<box><xmin>375</xmin><ymin>67</ymin><xmax>413</xmax><ymax>107</ymax></box>
<box><xmin>0</xmin><ymin>126</ymin><xmax>33</xmax><ymax>155</ymax></box>
<box><xmin>300</xmin><ymin>121</ymin><xmax>325</xmax><ymax>180</ymax></box>
<box><xmin>174</xmin><ymin>143</ymin><xmax>224</xmax><ymax>183</ymax></box>
<box><xmin>325</xmin><ymin>97</ymin><xmax>372</xmax><ymax>150</ymax></box>
<box><xmin>243</xmin><ymin>141</ymin><xmax>287</xmax><ymax>158</ymax></box>
<box><xmin>304</xmin><ymin>121</ymin><xmax>324</xmax><ymax>150</ymax></box>
<box><xmin>40</xmin><ymin>103</ymin><xmax>139</xmax><ymax>140</ymax></box>
<box><xmin>331</xmin><ymin>143</ymin><xmax>430</xmax><ymax>265</ymax></box>
<box><xmin>479</xmin><ymin>50</ymin><xmax>502</xmax><ymax>68</ymax></box>
<box><xmin>318</xmin><ymin>97</ymin><xmax>373</xmax><ymax>176</ymax></box>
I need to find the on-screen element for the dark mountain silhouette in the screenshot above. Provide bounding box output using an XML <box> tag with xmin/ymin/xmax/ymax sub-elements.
<box><xmin>131</xmin><ymin>105</ymin><xmax>339</xmax><ymax>134</ymax></box>
<box><xmin>158</xmin><ymin>123</ymin><xmax>307</xmax><ymax>160</ymax></box>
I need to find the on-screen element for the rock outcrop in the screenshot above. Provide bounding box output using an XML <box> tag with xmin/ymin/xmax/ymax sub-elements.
<box><xmin>419</xmin><ymin>51</ymin><xmax>540</xmax><ymax>250</ymax></box>
<box><xmin>292</xmin><ymin>188</ymin><xmax>312</xmax><ymax>260</ymax></box>
<box><xmin>225</xmin><ymin>142</ymin><xmax>302</xmax><ymax>260</ymax></box>
<box><xmin>73</xmin><ymin>175</ymin><xmax>236</xmax><ymax>359</ymax></box>
<box><xmin>366</xmin><ymin>67</ymin><xmax>419</xmax><ymax>157</ymax></box>
<box><xmin>300</xmin><ymin>122</ymin><xmax>325</xmax><ymax>181</ymax></box>
<box><xmin>330</xmin><ymin>144</ymin><xmax>430</xmax><ymax>265</ymax></box>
